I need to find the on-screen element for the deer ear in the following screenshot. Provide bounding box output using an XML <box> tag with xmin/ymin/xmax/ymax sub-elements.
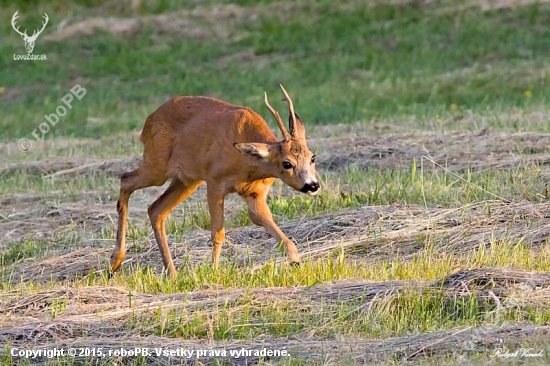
<box><xmin>233</xmin><ymin>142</ymin><xmax>270</xmax><ymax>160</ymax></box>
<box><xmin>289</xmin><ymin>113</ymin><xmax>306</xmax><ymax>139</ymax></box>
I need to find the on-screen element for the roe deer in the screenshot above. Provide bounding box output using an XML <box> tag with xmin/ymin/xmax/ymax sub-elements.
<box><xmin>110</xmin><ymin>85</ymin><xmax>319</xmax><ymax>279</ymax></box>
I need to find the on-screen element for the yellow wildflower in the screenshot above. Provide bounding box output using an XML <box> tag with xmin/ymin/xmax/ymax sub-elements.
<box><xmin>524</xmin><ymin>90</ymin><xmax>532</xmax><ymax>97</ymax></box>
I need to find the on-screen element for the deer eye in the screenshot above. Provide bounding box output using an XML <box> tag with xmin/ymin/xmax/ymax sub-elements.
<box><xmin>311</xmin><ymin>155</ymin><xmax>316</xmax><ymax>164</ymax></box>
<box><xmin>282</xmin><ymin>161</ymin><xmax>293</xmax><ymax>170</ymax></box>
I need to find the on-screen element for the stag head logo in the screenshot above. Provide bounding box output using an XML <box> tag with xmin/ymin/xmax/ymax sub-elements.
<box><xmin>11</xmin><ymin>11</ymin><xmax>49</xmax><ymax>54</ymax></box>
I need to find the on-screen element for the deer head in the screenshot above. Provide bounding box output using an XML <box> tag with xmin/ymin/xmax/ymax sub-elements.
<box><xmin>11</xmin><ymin>11</ymin><xmax>49</xmax><ymax>54</ymax></box>
<box><xmin>234</xmin><ymin>85</ymin><xmax>319</xmax><ymax>195</ymax></box>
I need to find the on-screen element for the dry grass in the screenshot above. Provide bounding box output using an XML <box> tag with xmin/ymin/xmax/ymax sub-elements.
<box><xmin>313</xmin><ymin>130</ymin><xmax>550</xmax><ymax>172</ymax></box>
<box><xmin>3</xmin><ymin>0</ymin><xmax>550</xmax><ymax>363</ymax></box>
<box><xmin>2</xmin><ymin>128</ymin><xmax>550</xmax><ymax>364</ymax></box>
<box><xmin>2</xmin><ymin>196</ymin><xmax>549</xmax><ymax>283</ymax></box>
<box><xmin>3</xmin><ymin>129</ymin><xmax>550</xmax><ymax>176</ymax></box>
<box><xmin>1</xmin><ymin>268</ymin><xmax>549</xmax><ymax>364</ymax></box>
<box><xmin>40</xmin><ymin>0</ymin><xmax>550</xmax><ymax>45</ymax></box>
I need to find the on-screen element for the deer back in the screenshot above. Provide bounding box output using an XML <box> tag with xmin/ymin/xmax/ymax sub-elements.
<box><xmin>140</xmin><ymin>89</ymin><xmax>318</xmax><ymax>196</ymax></box>
<box><xmin>141</xmin><ymin>97</ymin><xmax>278</xmax><ymax>183</ymax></box>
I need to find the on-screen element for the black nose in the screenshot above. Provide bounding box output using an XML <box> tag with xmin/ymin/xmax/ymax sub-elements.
<box><xmin>301</xmin><ymin>182</ymin><xmax>319</xmax><ymax>193</ymax></box>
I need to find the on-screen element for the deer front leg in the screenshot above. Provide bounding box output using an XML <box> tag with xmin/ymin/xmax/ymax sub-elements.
<box><xmin>245</xmin><ymin>192</ymin><xmax>300</xmax><ymax>264</ymax></box>
<box><xmin>207</xmin><ymin>185</ymin><xmax>226</xmax><ymax>269</ymax></box>
<box><xmin>110</xmin><ymin>189</ymin><xmax>130</xmax><ymax>274</ymax></box>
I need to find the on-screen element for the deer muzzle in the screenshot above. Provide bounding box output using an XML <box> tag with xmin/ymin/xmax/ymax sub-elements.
<box><xmin>301</xmin><ymin>181</ymin><xmax>320</xmax><ymax>194</ymax></box>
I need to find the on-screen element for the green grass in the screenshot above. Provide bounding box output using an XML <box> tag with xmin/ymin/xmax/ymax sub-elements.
<box><xmin>2</xmin><ymin>0</ymin><xmax>550</xmax><ymax>142</ymax></box>
<box><xmin>0</xmin><ymin>238</ymin><xmax>49</xmax><ymax>265</ymax></box>
<box><xmin>2</xmin><ymin>240</ymin><xmax>550</xmax><ymax>362</ymax></box>
<box><xmin>136</xmin><ymin>288</ymin><xmax>499</xmax><ymax>340</ymax></box>
<box><xmin>3</xmin><ymin>234</ymin><xmax>550</xmax><ymax>293</ymax></box>
<box><xmin>2</xmin><ymin>1</ymin><xmax>550</xmax><ymax>364</ymax></box>
<box><xmin>1</xmin><ymin>163</ymin><xmax>546</xmax><ymax>232</ymax></box>
<box><xmin>3</xmin><ymin>238</ymin><xmax>550</xmax><ymax>342</ymax></box>
<box><xmin>104</xmin><ymin>239</ymin><xmax>550</xmax><ymax>292</ymax></box>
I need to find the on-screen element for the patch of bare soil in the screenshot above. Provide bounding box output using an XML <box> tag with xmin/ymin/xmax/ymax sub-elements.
<box><xmin>1</xmin><ymin>268</ymin><xmax>549</xmax><ymax>364</ymax></box>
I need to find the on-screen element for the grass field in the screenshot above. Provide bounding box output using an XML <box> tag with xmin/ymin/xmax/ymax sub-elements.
<box><xmin>1</xmin><ymin>0</ymin><xmax>550</xmax><ymax>364</ymax></box>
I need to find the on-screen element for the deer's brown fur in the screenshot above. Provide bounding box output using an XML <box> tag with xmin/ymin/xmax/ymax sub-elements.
<box><xmin>110</xmin><ymin>85</ymin><xmax>318</xmax><ymax>279</ymax></box>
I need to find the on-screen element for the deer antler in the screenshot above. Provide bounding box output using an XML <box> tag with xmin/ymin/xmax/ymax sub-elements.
<box><xmin>30</xmin><ymin>13</ymin><xmax>48</xmax><ymax>39</ymax></box>
<box><xmin>265</xmin><ymin>91</ymin><xmax>291</xmax><ymax>141</ymax></box>
<box><xmin>11</xmin><ymin>11</ymin><xmax>29</xmax><ymax>38</ymax></box>
<box><xmin>279</xmin><ymin>84</ymin><xmax>297</xmax><ymax>137</ymax></box>
<box><xmin>11</xmin><ymin>12</ymin><xmax>48</xmax><ymax>40</ymax></box>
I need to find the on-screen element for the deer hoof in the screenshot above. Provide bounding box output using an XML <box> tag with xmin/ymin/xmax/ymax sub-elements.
<box><xmin>290</xmin><ymin>261</ymin><xmax>300</xmax><ymax>267</ymax></box>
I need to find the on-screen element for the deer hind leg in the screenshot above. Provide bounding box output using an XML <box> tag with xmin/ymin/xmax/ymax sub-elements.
<box><xmin>207</xmin><ymin>185</ymin><xmax>226</xmax><ymax>269</ymax></box>
<box><xmin>110</xmin><ymin>166</ymin><xmax>168</xmax><ymax>275</ymax></box>
<box><xmin>148</xmin><ymin>178</ymin><xmax>203</xmax><ymax>279</ymax></box>
<box><xmin>244</xmin><ymin>191</ymin><xmax>301</xmax><ymax>264</ymax></box>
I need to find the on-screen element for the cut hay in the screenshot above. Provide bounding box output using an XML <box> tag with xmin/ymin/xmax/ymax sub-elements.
<box><xmin>1</xmin><ymin>268</ymin><xmax>549</xmax><ymax>364</ymax></box>
<box><xmin>1</xmin><ymin>129</ymin><xmax>550</xmax><ymax>364</ymax></box>
<box><xmin>2</xmin><ymin>324</ymin><xmax>547</xmax><ymax>365</ymax></box>
<box><xmin>2</xmin><ymin>130</ymin><xmax>550</xmax><ymax>179</ymax></box>
<box><xmin>0</xmin><ymin>156</ymin><xmax>142</xmax><ymax>179</ymax></box>
<box><xmin>4</xmin><ymin>198</ymin><xmax>549</xmax><ymax>282</ymax></box>
<box><xmin>313</xmin><ymin>130</ymin><xmax>550</xmax><ymax>172</ymax></box>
